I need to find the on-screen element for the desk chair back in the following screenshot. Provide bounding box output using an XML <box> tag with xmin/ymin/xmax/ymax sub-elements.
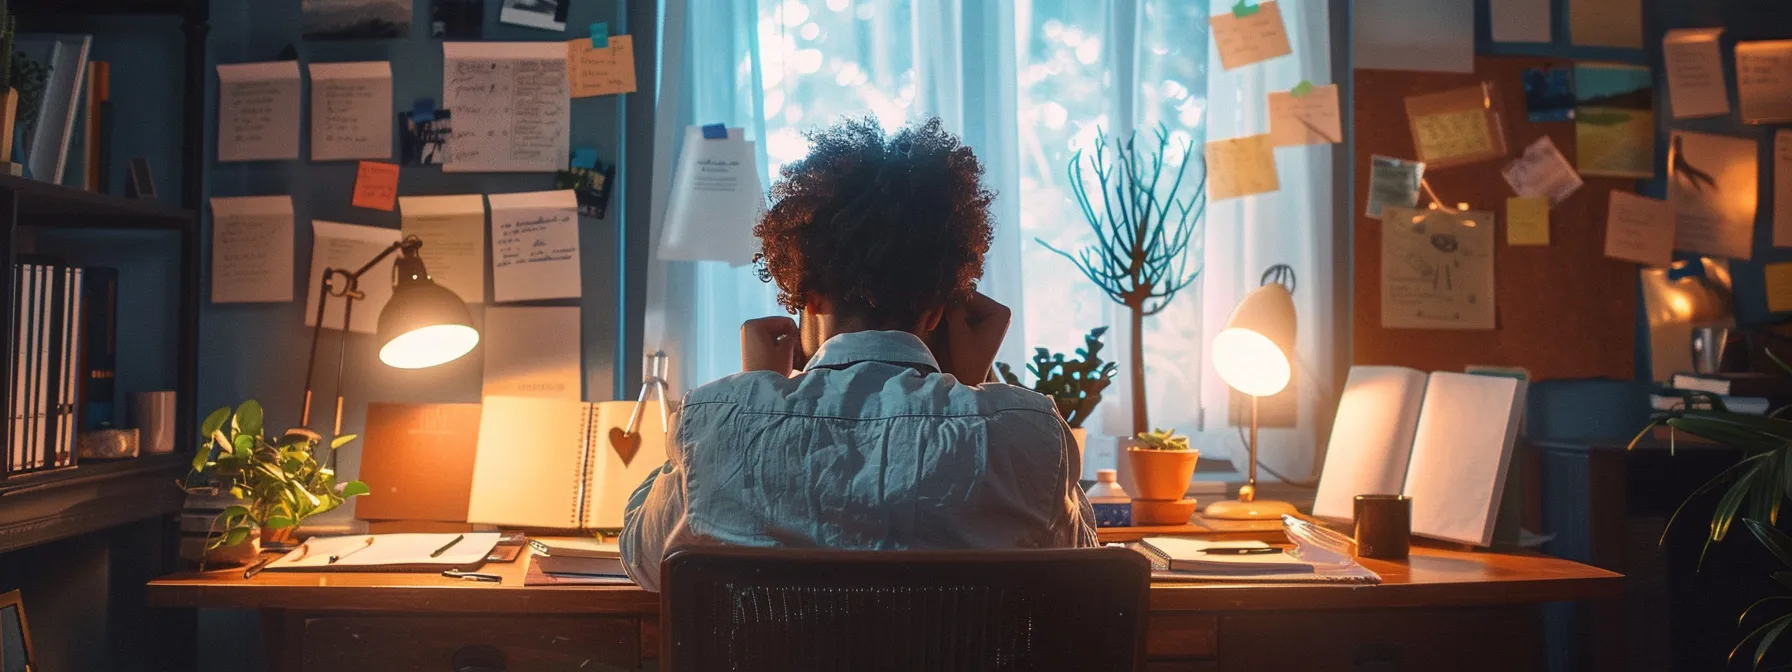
<box><xmin>660</xmin><ymin>546</ymin><xmax>1149</xmax><ymax>671</ymax></box>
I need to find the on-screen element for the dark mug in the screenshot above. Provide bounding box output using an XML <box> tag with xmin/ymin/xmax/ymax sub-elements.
<box><xmin>1353</xmin><ymin>494</ymin><xmax>1412</xmax><ymax>560</ymax></box>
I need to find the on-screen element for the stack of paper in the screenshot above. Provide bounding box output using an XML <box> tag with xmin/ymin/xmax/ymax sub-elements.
<box><xmin>1139</xmin><ymin>538</ymin><xmax>1315</xmax><ymax>574</ymax></box>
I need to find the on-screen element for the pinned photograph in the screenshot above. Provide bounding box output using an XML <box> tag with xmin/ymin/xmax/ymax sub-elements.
<box><xmin>302</xmin><ymin>0</ymin><xmax>412</xmax><ymax>39</ymax></box>
<box><xmin>1574</xmin><ymin>63</ymin><xmax>1655</xmax><ymax>178</ymax></box>
<box><xmin>399</xmin><ymin>110</ymin><xmax>453</xmax><ymax>166</ymax></box>
<box><xmin>1521</xmin><ymin>67</ymin><xmax>1574</xmax><ymax>123</ymax></box>
<box><xmin>499</xmin><ymin>0</ymin><xmax>567</xmax><ymax>32</ymax></box>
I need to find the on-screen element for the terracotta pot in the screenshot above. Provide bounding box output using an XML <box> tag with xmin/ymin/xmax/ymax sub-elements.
<box><xmin>203</xmin><ymin>534</ymin><xmax>261</xmax><ymax>568</ymax></box>
<box><xmin>1069</xmin><ymin>428</ymin><xmax>1088</xmax><ymax>464</ymax></box>
<box><xmin>1127</xmin><ymin>447</ymin><xmax>1200</xmax><ymax>501</ymax></box>
<box><xmin>261</xmin><ymin>525</ymin><xmax>299</xmax><ymax>549</ymax></box>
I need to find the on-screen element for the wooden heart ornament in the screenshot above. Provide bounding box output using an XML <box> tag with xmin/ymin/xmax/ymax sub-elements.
<box><xmin>608</xmin><ymin>428</ymin><xmax>641</xmax><ymax>466</ymax></box>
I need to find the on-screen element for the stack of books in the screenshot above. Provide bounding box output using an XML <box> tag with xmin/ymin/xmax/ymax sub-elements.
<box><xmin>1653</xmin><ymin>373</ymin><xmax>1792</xmax><ymax>416</ymax></box>
<box><xmin>7</xmin><ymin>260</ymin><xmax>84</xmax><ymax>474</ymax></box>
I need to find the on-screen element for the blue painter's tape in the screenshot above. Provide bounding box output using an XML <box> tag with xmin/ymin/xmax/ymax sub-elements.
<box><xmin>701</xmin><ymin>123</ymin><xmax>728</xmax><ymax>140</ymax></box>
<box><xmin>571</xmin><ymin>147</ymin><xmax>598</xmax><ymax>169</ymax></box>
<box><xmin>410</xmin><ymin>98</ymin><xmax>436</xmax><ymax>123</ymax></box>
<box><xmin>590</xmin><ymin>22</ymin><xmax>609</xmax><ymax>48</ymax></box>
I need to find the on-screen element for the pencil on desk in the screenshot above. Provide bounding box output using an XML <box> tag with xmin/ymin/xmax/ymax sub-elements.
<box><xmin>431</xmin><ymin>534</ymin><xmax>465</xmax><ymax>558</ymax></box>
<box><xmin>328</xmin><ymin>536</ymin><xmax>376</xmax><ymax>564</ymax></box>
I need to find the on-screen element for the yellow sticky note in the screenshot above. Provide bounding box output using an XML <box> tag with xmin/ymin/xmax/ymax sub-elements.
<box><xmin>1205</xmin><ymin>134</ymin><xmax>1280</xmax><ymax>201</ymax></box>
<box><xmin>1412</xmin><ymin>108</ymin><xmax>1494</xmax><ymax>164</ymax></box>
<box><xmin>1767</xmin><ymin>262</ymin><xmax>1792</xmax><ymax>313</ymax></box>
<box><xmin>567</xmin><ymin>34</ymin><xmax>639</xmax><ymax>98</ymax></box>
<box><xmin>1506</xmin><ymin>197</ymin><xmax>1550</xmax><ymax>246</ymax></box>
<box><xmin>352</xmin><ymin>161</ymin><xmax>400</xmax><ymax>211</ymax></box>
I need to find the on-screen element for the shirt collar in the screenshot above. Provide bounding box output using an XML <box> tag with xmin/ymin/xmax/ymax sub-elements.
<box><xmin>804</xmin><ymin>330</ymin><xmax>941</xmax><ymax>374</ymax></box>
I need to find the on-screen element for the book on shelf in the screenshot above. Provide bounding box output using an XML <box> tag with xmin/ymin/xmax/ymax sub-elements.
<box><xmin>7</xmin><ymin>259</ymin><xmax>85</xmax><ymax>475</ymax></box>
<box><xmin>1650</xmin><ymin>392</ymin><xmax>1771</xmax><ymax>415</ymax></box>
<box><xmin>14</xmin><ymin>34</ymin><xmax>91</xmax><ymax>184</ymax></box>
<box><xmin>80</xmin><ymin>267</ymin><xmax>116</xmax><ymax>431</ymax></box>
<box><xmin>1670</xmin><ymin>372</ymin><xmax>1792</xmax><ymax>399</ymax></box>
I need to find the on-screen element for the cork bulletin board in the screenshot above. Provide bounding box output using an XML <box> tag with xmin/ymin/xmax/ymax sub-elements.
<box><xmin>1352</xmin><ymin>56</ymin><xmax>1638</xmax><ymax>381</ymax></box>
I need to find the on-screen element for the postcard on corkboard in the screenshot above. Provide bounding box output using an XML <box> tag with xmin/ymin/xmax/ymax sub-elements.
<box><xmin>1403</xmin><ymin>83</ymin><xmax>1510</xmax><ymax>168</ymax></box>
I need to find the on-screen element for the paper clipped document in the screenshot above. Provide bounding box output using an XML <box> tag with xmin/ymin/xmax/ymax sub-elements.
<box><xmin>658</xmin><ymin>126</ymin><xmax>767</xmax><ymax>265</ymax></box>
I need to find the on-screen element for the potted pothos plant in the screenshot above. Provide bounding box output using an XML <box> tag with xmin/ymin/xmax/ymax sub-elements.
<box><xmin>1128</xmin><ymin>428</ymin><xmax>1198</xmax><ymax>523</ymax></box>
<box><xmin>183</xmin><ymin>400</ymin><xmax>368</xmax><ymax>566</ymax></box>
<box><xmin>996</xmin><ymin>326</ymin><xmax>1118</xmax><ymax>459</ymax></box>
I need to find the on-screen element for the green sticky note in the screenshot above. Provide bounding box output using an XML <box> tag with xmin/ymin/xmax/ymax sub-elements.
<box><xmin>1290</xmin><ymin>80</ymin><xmax>1314</xmax><ymax>97</ymax></box>
<box><xmin>1232</xmin><ymin>1</ymin><xmax>1260</xmax><ymax>17</ymax></box>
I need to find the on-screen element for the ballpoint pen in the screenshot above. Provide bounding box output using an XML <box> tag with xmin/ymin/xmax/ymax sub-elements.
<box><xmin>242</xmin><ymin>554</ymin><xmax>276</xmax><ymax>579</ymax></box>
<box><xmin>1197</xmin><ymin>547</ymin><xmax>1283</xmax><ymax>555</ymax></box>
<box><xmin>431</xmin><ymin>534</ymin><xmax>466</xmax><ymax>558</ymax></box>
<box><xmin>328</xmin><ymin>536</ymin><xmax>376</xmax><ymax>564</ymax></box>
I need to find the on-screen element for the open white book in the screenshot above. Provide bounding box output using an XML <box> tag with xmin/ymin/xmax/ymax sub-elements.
<box><xmin>466</xmin><ymin>396</ymin><xmax>669</xmax><ymax>530</ymax></box>
<box><xmin>1313</xmin><ymin>367</ymin><xmax>1527</xmax><ymax>546</ymax></box>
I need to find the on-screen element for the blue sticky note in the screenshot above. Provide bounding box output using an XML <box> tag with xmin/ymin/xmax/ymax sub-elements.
<box><xmin>571</xmin><ymin>147</ymin><xmax>598</xmax><ymax>169</ymax></box>
<box><xmin>701</xmin><ymin>123</ymin><xmax>728</xmax><ymax>140</ymax></box>
<box><xmin>590</xmin><ymin>22</ymin><xmax>609</xmax><ymax>48</ymax></box>
<box><xmin>410</xmin><ymin>98</ymin><xmax>436</xmax><ymax>123</ymax></box>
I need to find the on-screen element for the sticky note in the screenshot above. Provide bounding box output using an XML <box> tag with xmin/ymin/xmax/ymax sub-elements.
<box><xmin>1209</xmin><ymin>0</ymin><xmax>1291</xmax><ymax>70</ymax></box>
<box><xmin>1268</xmin><ymin>83</ymin><xmax>1342</xmax><ymax>146</ymax></box>
<box><xmin>701</xmin><ymin>123</ymin><xmax>728</xmax><ymax>140</ymax></box>
<box><xmin>1506</xmin><ymin>197</ymin><xmax>1549</xmax><ymax>246</ymax></box>
<box><xmin>1204</xmin><ymin>134</ymin><xmax>1279</xmax><ymax>201</ymax></box>
<box><xmin>1604</xmin><ymin>191</ymin><xmax>1674</xmax><ymax>268</ymax></box>
<box><xmin>571</xmin><ymin>146</ymin><xmax>598</xmax><ymax>169</ymax></box>
<box><xmin>1768</xmin><ymin>263</ymin><xmax>1792</xmax><ymax>312</ymax></box>
<box><xmin>590</xmin><ymin>22</ymin><xmax>609</xmax><ymax>48</ymax></box>
<box><xmin>410</xmin><ymin>98</ymin><xmax>436</xmax><ymax>124</ymax></box>
<box><xmin>1411</xmin><ymin>109</ymin><xmax>1495</xmax><ymax>165</ymax></box>
<box><xmin>352</xmin><ymin>161</ymin><xmax>400</xmax><ymax>211</ymax></box>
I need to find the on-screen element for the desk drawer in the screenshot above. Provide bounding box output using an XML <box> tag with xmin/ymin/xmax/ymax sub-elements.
<box><xmin>1218</xmin><ymin>606</ymin><xmax>1541</xmax><ymax>671</ymax></box>
<box><xmin>1147</xmin><ymin>612</ymin><xmax>1219</xmax><ymax>658</ymax></box>
<box><xmin>300</xmin><ymin>615</ymin><xmax>640</xmax><ymax>671</ymax></box>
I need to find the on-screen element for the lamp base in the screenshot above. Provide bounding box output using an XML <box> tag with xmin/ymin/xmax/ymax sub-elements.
<box><xmin>1203</xmin><ymin>498</ymin><xmax>1298</xmax><ymax>520</ymax></box>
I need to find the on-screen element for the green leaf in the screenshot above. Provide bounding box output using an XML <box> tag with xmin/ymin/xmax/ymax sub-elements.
<box><xmin>190</xmin><ymin>445</ymin><xmax>212</xmax><ymax>474</ymax></box>
<box><xmin>232</xmin><ymin>433</ymin><xmax>257</xmax><ymax>456</ymax></box>
<box><xmin>234</xmin><ymin>399</ymin><xmax>264</xmax><ymax>438</ymax></box>
<box><xmin>1735</xmin><ymin>613</ymin><xmax>1792</xmax><ymax>668</ymax></box>
<box><xmin>221</xmin><ymin>526</ymin><xmax>250</xmax><ymax>548</ymax></box>
<box><xmin>1743</xmin><ymin>596</ymin><xmax>1792</xmax><ymax>626</ymax></box>
<box><xmin>1715</xmin><ymin>473</ymin><xmax>1753</xmax><ymax>542</ymax></box>
<box><xmin>339</xmin><ymin>480</ymin><xmax>370</xmax><ymax>498</ymax></box>
<box><xmin>1775</xmin><ymin>571</ymin><xmax>1792</xmax><ymax>591</ymax></box>
<box><xmin>265</xmin><ymin>515</ymin><xmax>295</xmax><ymax>530</ymax></box>
<box><xmin>212</xmin><ymin>430</ymin><xmax>233</xmax><ymax>454</ymax></box>
<box><xmin>330</xmin><ymin>434</ymin><xmax>358</xmax><ymax>450</ymax></box>
<box><xmin>1748</xmin><ymin>518</ymin><xmax>1792</xmax><ymax>570</ymax></box>
<box><xmin>201</xmin><ymin>406</ymin><xmax>232</xmax><ymax>439</ymax></box>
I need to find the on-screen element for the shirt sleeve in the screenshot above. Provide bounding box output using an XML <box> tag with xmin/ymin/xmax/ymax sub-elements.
<box><xmin>1058</xmin><ymin>415</ymin><xmax>1100</xmax><ymax>548</ymax></box>
<box><xmin>620</xmin><ymin>409</ymin><xmax>689</xmax><ymax>592</ymax></box>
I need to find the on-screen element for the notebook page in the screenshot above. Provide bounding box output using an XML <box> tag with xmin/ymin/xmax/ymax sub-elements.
<box><xmin>584</xmin><ymin>400</ymin><xmax>670</xmax><ymax>529</ymax></box>
<box><xmin>467</xmin><ymin>396</ymin><xmax>590</xmax><ymax>529</ymax></box>
<box><xmin>1312</xmin><ymin>366</ymin><xmax>1429</xmax><ymax>521</ymax></box>
<box><xmin>1402</xmin><ymin>373</ymin><xmax>1526</xmax><ymax>546</ymax></box>
<box><xmin>267</xmin><ymin>533</ymin><xmax>498</xmax><ymax>570</ymax></box>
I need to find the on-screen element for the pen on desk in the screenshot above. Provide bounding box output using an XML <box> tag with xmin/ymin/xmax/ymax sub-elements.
<box><xmin>1198</xmin><ymin>547</ymin><xmax>1282</xmax><ymax>555</ymax></box>
<box><xmin>431</xmin><ymin>534</ymin><xmax>466</xmax><ymax>558</ymax></box>
<box><xmin>328</xmin><ymin>536</ymin><xmax>376</xmax><ymax>564</ymax></box>
<box><xmin>242</xmin><ymin>555</ymin><xmax>276</xmax><ymax>579</ymax></box>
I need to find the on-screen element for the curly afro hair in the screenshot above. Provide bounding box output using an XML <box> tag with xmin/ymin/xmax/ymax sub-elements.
<box><xmin>754</xmin><ymin>116</ymin><xmax>994</xmax><ymax>329</ymax></box>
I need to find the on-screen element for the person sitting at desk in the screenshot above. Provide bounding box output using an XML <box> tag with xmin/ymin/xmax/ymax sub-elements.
<box><xmin>620</xmin><ymin>117</ymin><xmax>1098</xmax><ymax>591</ymax></box>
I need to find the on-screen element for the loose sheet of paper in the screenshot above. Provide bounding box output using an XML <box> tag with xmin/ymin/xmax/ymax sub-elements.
<box><xmin>1365</xmin><ymin>155</ymin><xmax>1424</xmax><ymax>218</ymax></box>
<box><xmin>1768</xmin><ymin>263</ymin><xmax>1792</xmax><ymax>313</ymax></box>
<box><xmin>567</xmin><ymin>34</ymin><xmax>638</xmax><ymax>98</ymax></box>
<box><xmin>1737</xmin><ymin>40</ymin><xmax>1792</xmax><ymax>124</ymax></box>
<box><xmin>1209</xmin><ymin>2</ymin><xmax>1292</xmax><ymax>70</ymax></box>
<box><xmin>1669</xmin><ymin>130</ymin><xmax>1758</xmax><ymax>261</ymax></box>
<box><xmin>352</xmin><ymin>161</ymin><xmax>400</xmax><ymax>211</ymax></box>
<box><xmin>1506</xmin><ymin>197</ymin><xmax>1550</xmax><ymax>246</ymax></box>
<box><xmin>659</xmin><ymin>126</ymin><xmax>768</xmax><ymax>265</ymax></box>
<box><xmin>489</xmin><ymin>190</ymin><xmax>582</xmax><ymax>302</ymax></box>
<box><xmin>400</xmin><ymin>194</ymin><xmax>486</xmax><ymax>304</ymax></box>
<box><xmin>481</xmin><ymin>306</ymin><xmax>581</xmax><ymax>399</ymax></box>
<box><xmin>306</xmin><ymin>221</ymin><xmax>402</xmax><ymax>334</ymax></box>
<box><xmin>209</xmin><ymin>196</ymin><xmax>294</xmax><ymax>304</ymax></box>
<box><xmin>1380</xmin><ymin>206</ymin><xmax>1496</xmax><ymax>330</ymax></box>
<box><xmin>1491</xmin><ymin>0</ymin><xmax>1551</xmax><ymax>43</ymax></box>
<box><xmin>1664</xmin><ymin>29</ymin><xmax>1730</xmax><ymax>120</ymax></box>
<box><xmin>442</xmin><ymin>42</ymin><xmax>571</xmax><ymax>173</ymax></box>
<box><xmin>217</xmin><ymin>61</ymin><xmax>301</xmax><ymax>163</ymax></box>
<box><xmin>1605</xmin><ymin>191</ymin><xmax>1675</xmax><ymax>267</ymax></box>
<box><xmin>1205</xmin><ymin>134</ymin><xmax>1279</xmax><ymax>201</ymax></box>
<box><xmin>1501</xmin><ymin>137</ymin><xmax>1582</xmax><ymax>206</ymax></box>
<box><xmin>1570</xmin><ymin>0</ymin><xmax>1643</xmax><ymax>48</ymax></box>
<box><xmin>1411</xmin><ymin>108</ymin><xmax>1494</xmax><ymax>166</ymax></box>
<box><xmin>1353</xmin><ymin>0</ymin><xmax>1473</xmax><ymax>73</ymax></box>
<box><xmin>1268</xmin><ymin>84</ymin><xmax>1341</xmax><ymax>146</ymax></box>
<box><xmin>1776</xmin><ymin>131</ymin><xmax>1792</xmax><ymax>248</ymax></box>
<box><xmin>308</xmin><ymin>61</ymin><xmax>393</xmax><ymax>161</ymax></box>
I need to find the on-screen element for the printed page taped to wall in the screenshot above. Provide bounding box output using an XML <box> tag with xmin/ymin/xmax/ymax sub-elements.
<box><xmin>442</xmin><ymin>42</ymin><xmax>570</xmax><ymax>173</ymax></box>
<box><xmin>1776</xmin><ymin>131</ymin><xmax>1792</xmax><ymax>248</ymax></box>
<box><xmin>306</xmin><ymin>221</ymin><xmax>402</xmax><ymax>334</ymax></box>
<box><xmin>1205</xmin><ymin>134</ymin><xmax>1279</xmax><ymax>201</ymax></box>
<box><xmin>400</xmin><ymin>194</ymin><xmax>486</xmax><ymax>304</ymax></box>
<box><xmin>1604</xmin><ymin>191</ymin><xmax>1675</xmax><ymax>268</ymax></box>
<box><xmin>1268</xmin><ymin>84</ymin><xmax>1342</xmax><ymax>147</ymax></box>
<box><xmin>308</xmin><ymin>61</ymin><xmax>393</xmax><ymax>161</ymax></box>
<box><xmin>352</xmin><ymin>161</ymin><xmax>400</xmax><ymax>211</ymax></box>
<box><xmin>209</xmin><ymin>196</ymin><xmax>294</xmax><ymax>304</ymax></box>
<box><xmin>1208</xmin><ymin>1</ymin><xmax>1292</xmax><ymax>71</ymax></box>
<box><xmin>567</xmin><ymin>34</ymin><xmax>638</xmax><ymax>98</ymax></box>
<box><xmin>1663</xmin><ymin>29</ymin><xmax>1729</xmax><ymax>120</ymax></box>
<box><xmin>659</xmin><ymin>126</ymin><xmax>767</xmax><ymax>265</ymax></box>
<box><xmin>216</xmin><ymin>61</ymin><xmax>301</xmax><ymax>163</ymax></box>
<box><xmin>1379</xmin><ymin>206</ymin><xmax>1495</xmax><ymax>330</ymax></box>
<box><xmin>1737</xmin><ymin>40</ymin><xmax>1792</xmax><ymax>124</ymax></box>
<box><xmin>1506</xmin><ymin>197</ymin><xmax>1549</xmax><ymax>246</ymax></box>
<box><xmin>1404</xmin><ymin>84</ymin><xmax>1507</xmax><ymax>168</ymax></box>
<box><xmin>1669</xmin><ymin>130</ymin><xmax>1758</xmax><ymax>261</ymax></box>
<box><xmin>482</xmin><ymin>306</ymin><xmax>581</xmax><ymax>399</ymax></box>
<box><xmin>1570</xmin><ymin>0</ymin><xmax>1642</xmax><ymax>48</ymax></box>
<box><xmin>1501</xmin><ymin>137</ymin><xmax>1582</xmax><ymax>206</ymax></box>
<box><xmin>1365</xmin><ymin>155</ymin><xmax>1424</xmax><ymax>217</ymax></box>
<box><xmin>489</xmin><ymin>190</ymin><xmax>582</xmax><ymax>302</ymax></box>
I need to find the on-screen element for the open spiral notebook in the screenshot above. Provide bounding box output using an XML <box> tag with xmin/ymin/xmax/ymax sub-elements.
<box><xmin>465</xmin><ymin>396</ymin><xmax>669</xmax><ymax>531</ymax></box>
<box><xmin>1125</xmin><ymin>534</ymin><xmax>1382</xmax><ymax>584</ymax></box>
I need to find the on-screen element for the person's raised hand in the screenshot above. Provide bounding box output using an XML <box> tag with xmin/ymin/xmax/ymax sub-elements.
<box><xmin>930</xmin><ymin>291</ymin><xmax>1011</xmax><ymax>385</ymax></box>
<box><xmin>740</xmin><ymin>316</ymin><xmax>800</xmax><ymax>376</ymax></box>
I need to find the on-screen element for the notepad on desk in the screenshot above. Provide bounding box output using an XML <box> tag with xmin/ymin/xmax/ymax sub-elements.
<box><xmin>1130</xmin><ymin>537</ymin><xmax>1381</xmax><ymax>584</ymax></box>
<box><xmin>263</xmin><ymin>533</ymin><xmax>499</xmax><ymax>573</ymax></box>
<box><xmin>466</xmin><ymin>396</ymin><xmax>669</xmax><ymax>531</ymax></box>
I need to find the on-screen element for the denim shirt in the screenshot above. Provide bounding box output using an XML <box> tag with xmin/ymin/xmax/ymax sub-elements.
<box><xmin>620</xmin><ymin>330</ymin><xmax>1098</xmax><ymax>591</ymax></box>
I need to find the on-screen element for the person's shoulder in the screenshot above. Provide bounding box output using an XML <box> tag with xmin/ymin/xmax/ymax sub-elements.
<box><xmin>683</xmin><ymin>370</ymin><xmax>795</xmax><ymax>408</ymax></box>
<box><xmin>959</xmin><ymin>382</ymin><xmax>1062</xmax><ymax>420</ymax></box>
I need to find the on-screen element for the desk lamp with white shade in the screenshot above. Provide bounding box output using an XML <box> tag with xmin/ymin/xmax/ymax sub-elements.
<box><xmin>1205</xmin><ymin>265</ymin><xmax>1300</xmax><ymax>520</ymax></box>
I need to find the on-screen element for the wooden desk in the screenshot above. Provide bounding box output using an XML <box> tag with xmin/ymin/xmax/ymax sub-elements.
<box><xmin>148</xmin><ymin>546</ymin><xmax>1619</xmax><ymax>671</ymax></box>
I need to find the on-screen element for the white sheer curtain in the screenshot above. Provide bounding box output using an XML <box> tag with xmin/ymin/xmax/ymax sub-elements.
<box><xmin>646</xmin><ymin>0</ymin><xmax>1334</xmax><ymax>481</ymax></box>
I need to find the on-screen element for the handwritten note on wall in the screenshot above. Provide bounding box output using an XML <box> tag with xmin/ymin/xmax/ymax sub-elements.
<box><xmin>1411</xmin><ymin>109</ymin><xmax>1494</xmax><ymax>166</ymax></box>
<box><xmin>660</xmin><ymin>126</ymin><xmax>767</xmax><ymax>265</ymax></box>
<box><xmin>1669</xmin><ymin>130</ymin><xmax>1758</xmax><ymax>261</ymax></box>
<box><xmin>1605</xmin><ymin>191</ymin><xmax>1675</xmax><ymax>268</ymax></box>
<box><xmin>1268</xmin><ymin>84</ymin><xmax>1342</xmax><ymax>146</ymax></box>
<box><xmin>217</xmin><ymin>61</ymin><xmax>300</xmax><ymax>163</ymax></box>
<box><xmin>309</xmin><ymin>61</ymin><xmax>393</xmax><ymax>161</ymax></box>
<box><xmin>1738</xmin><ymin>40</ymin><xmax>1792</xmax><ymax>124</ymax></box>
<box><xmin>1208</xmin><ymin>1</ymin><xmax>1293</xmax><ymax>70</ymax></box>
<box><xmin>489</xmin><ymin>190</ymin><xmax>582</xmax><ymax>302</ymax></box>
<box><xmin>1664</xmin><ymin>29</ymin><xmax>1729</xmax><ymax>120</ymax></box>
<box><xmin>1205</xmin><ymin>134</ymin><xmax>1279</xmax><ymax>201</ymax></box>
<box><xmin>306</xmin><ymin>221</ymin><xmax>402</xmax><ymax>334</ymax></box>
<box><xmin>400</xmin><ymin>194</ymin><xmax>487</xmax><ymax>304</ymax></box>
<box><xmin>209</xmin><ymin>196</ymin><xmax>294</xmax><ymax>304</ymax></box>
<box><xmin>568</xmin><ymin>34</ymin><xmax>638</xmax><ymax>98</ymax></box>
<box><xmin>1776</xmin><ymin>131</ymin><xmax>1792</xmax><ymax>248</ymax></box>
<box><xmin>1380</xmin><ymin>206</ymin><xmax>1496</xmax><ymax>330</ymax></box>
<box><xmin>442</xmin><ymin>42</ymin><xmax>571</xmax><ymax>173</ymax></box>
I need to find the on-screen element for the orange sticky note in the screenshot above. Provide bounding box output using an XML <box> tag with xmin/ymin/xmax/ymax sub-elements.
<box><xmin>352</xmin><ymin>161</ymin><xmax>399</xmax><ymax>211</ymax></box>
<box><xmin>1767</xmin><ymin>262</ymin><xmax>1792</xmax><ymax>313</ymax></box>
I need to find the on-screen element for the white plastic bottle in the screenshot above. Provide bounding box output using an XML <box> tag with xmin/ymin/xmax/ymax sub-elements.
<box><xmin>1086</xmin><ymin>469</ymin><xmax>1132</xmax><ymax>527</ymax></box>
